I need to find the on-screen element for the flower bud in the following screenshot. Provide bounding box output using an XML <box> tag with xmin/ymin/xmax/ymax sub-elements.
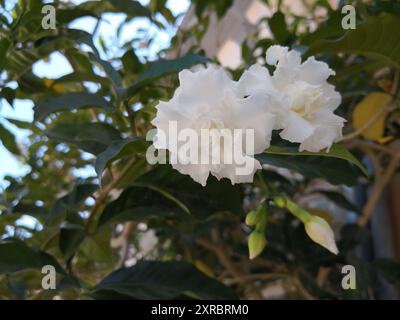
<box><xmin>245</xmin><ymin>204</ymin><xmax>265</xmax><ymax>226</ymax></box>
<box><xmin>304</xmin><ymin>216</ymin><xmax>339</xmax><ymax>255</ymax></box>
<box><xmin>248</xmin><ymin>230</ymin><xmax>267</xmax><ymax>259</ymax></box>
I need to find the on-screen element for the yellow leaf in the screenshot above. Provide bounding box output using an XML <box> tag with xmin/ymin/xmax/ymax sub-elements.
<box><xmin>352</xmin><ymin>92</ymin><xmax>391</xmax><ymax>141</ymax></box>
<box><xmin>305</xmin><ymin>208</ymin><xmax>333</xmax><ymax>223</ymax></box>
<box><xmin>194</xmin><ymin>259</ymin><xmax>215</xmax><ymax>278</ymax></box>
<box><xmin>376</xmin><ymin>135</ymin><xmax>394</xmax><ymax>144</ymax></box>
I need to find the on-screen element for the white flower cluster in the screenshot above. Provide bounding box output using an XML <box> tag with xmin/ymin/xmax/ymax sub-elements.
<box><xmin>152</xmin><ymin>45</ymin><xmax>345</xmax><ymax>186</ymax></box>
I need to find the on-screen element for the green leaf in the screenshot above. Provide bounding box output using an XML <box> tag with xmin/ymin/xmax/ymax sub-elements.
<box><xmin>264</xmin><ymin>143</ymin><xmax>368</xmax><ymax>176</ymax></box>
<box><xmin>125</xmin><ymin>53</ymin><xmax>209</xmax><ymax>97</ymax></box>
<box><xmin>7</xmin><ymin>29</ymin><xmax>97</xmax><ymax>76</ymax></box>
<box><xmin>88</xmin><ymin>52</ymin><xmax>123</xmax><ymax>88</ymax></box>
<box><xmin>0</xmin><ymin>87</ymin><xmax>15</xmax><ymax>106</ymax></box>
<box><xmin>98</xmin><ymin>165</ymin><xmax>243</xmax><ymax>226</ymax></box>
<box><xmin>307</xmin><ymin>13</ymin><xmax>400</xmax><ymax>69</ymax></box>
<box><xmin>47</xmin><ymin>184</ymin><xmax>99</xmax><ymax>225</ymax></box>
<box><xmin>0</xmin><ymin>240</ymin><xmax>65</xmax><ymax>274</ymax></box>
<box><xmin>34</xmin><ymin>92</ymin><xmax>115</xmax><ymax>120</ymax></box>
<box><xmin>91</xmin><ymin>261</ymin><xmax>236</xmax><ymax>299</ymax></box>
<box><xmin>80</xmin><ymin>226</ymin><xmax>113</xmax><ymax>264</ymax></box>
<box><xmin>300</xmin><ymin>11</ymin><xmax>345</xmax><ymax>45</ymax></box>
<box><xmin>78</xmin><ymin>0</ymin><xmax>151</xmax><ymax>19</ymax></box>
<box><xmin>45</xmin><ymin>122</ymin><xmax>122</xmax><ymax>155</ymax></box>
<box><xmin>0</xmin><ymin>122</ymin><xmax>21</xmax><ymax>156</ymax></box>
<box><xmin>268</xmin><ymin>11</ymin><xmax>290</xmax><ymax>44</ymax></box>
<box><xmin>59</xmin><ymin>222</ymin><xmax>86</xmax><ymax>259</ymax></box>
<box><xmin>95</xmin><ymin>137</ymin><xmax>149</xmax><ymax>179</ymax></box>
<box><xmin>0</xmin><ymin>37</ymin><xmax>10</xmax><ymax>70</ymax></box>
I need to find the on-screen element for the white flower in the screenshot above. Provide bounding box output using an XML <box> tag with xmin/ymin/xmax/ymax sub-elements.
<box><xmin>151</xmin><ymin>65</ymin><xmax>276</xmax><ymax>186</ymax></box>
<box><xmin>240</xmin><ymin>45</ymin><xmax>345</xmax><ymax>152</ymax></box>
<box><xmin>304</xmin><ymin>216</ymin><xmax>339</xmax><ymax>255</ymax></box>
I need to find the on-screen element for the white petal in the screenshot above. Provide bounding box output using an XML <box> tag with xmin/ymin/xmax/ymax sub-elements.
<box><xmin>230</xmin><ymin>91</ymin><xmax>277</xmax><ymax>154</ymax></box>
<box><xmin>305</xmin><ymin>216</ymin><xmax>338</xmax><ymax>255</ymax></box>
<box><xmin>237</xmin><ymin>64</ymin><xmax>273</xmax><ymax>96</ymax></box>
<box><xmin>172</xmin><ymin>161</ymin><xmax>210</xmax><ymax>187</ymax></box>
<box><xmin>279</xmin><ymin>112</ymin><xmax>315</xmax><ymax>143</ymax></box>
<box><xmin>299</xmin><ymin>56</ymin><xmax>335</xmax><ymax>85</ymax></box>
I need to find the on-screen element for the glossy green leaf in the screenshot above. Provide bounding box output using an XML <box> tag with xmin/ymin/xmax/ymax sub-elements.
<box><xmin>0</xmin><ymin>240</ymin><xmax>65</xmax><ymax>274</ymax></box>
<box><xmin>59</xmin><ymin>222</ymin><xmax>86</xmax><ymax>259</ymax></box>
<box><xmin>98</xmin><ymin>165</ymin><xmax>243</xmax><ymax>226</ymax></box>
<box><xmin>269</xmin><ymin>11</ymin><xmax>290</xmax><ymax>44</ymax></box>
<box><xmin>91</xmin><ymin>261</ymin><xmax>236</xmax><ymax>299</ymax></box>
<box><xmin>95</xmin><ymin>137</ymin><xmax>149</xmax><ymax>179</ymax></box>
<box><xmin>264</xmin><ymin>143</ymin><xmax>367</xmax><ymax>176</ymax></box>
<box><xmin>34</xmin><ymin>92</ymin><xmax>115</xmax><ymax>120</ymax></box>
<box><xmin>45</xmin><ymin>122</ymin><xmax>122</xmax><ymax>155</ymax></box>
<box><xmin>78</xmin><ymin>0</ymin><xmax>151</xmax><ymax>19</ymax></box>
<box><xmin>47</xmin><ymin>184</ymin><xmax>99</xmax><ymax>225</ymax></box>
<box><xmin>125</xmin><ymin>53</ymin><xmax>209</xmax><ymax>97</ymax></box>
<box><xmin>307</xmin><ymin>13</ymin><xmax>400</xmax><ymax>69</ymax></box>
<box><xmin>0</xmin><ymin>122</ymin><xmax>21</xmax><ymax>156</ymax></box>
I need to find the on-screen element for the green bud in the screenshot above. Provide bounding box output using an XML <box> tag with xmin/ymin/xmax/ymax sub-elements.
<box><xmin>248</xmin><ymin>230</ymin><xmax>267</xmax><ymax>259</ymax></box>
<box><xmin>273</xmin><ymin>196</ymin><xmax>286</xmax><ymax>208</ymax></box>
<box><xmin>255</xmin><ymin>213</ymin><xmax>267</xmax><ymax>232</ymax></box>
<box><xmin>245</xmin><ymin>204</ymin><xmax>265</xmax><ymax>226</ymax></box>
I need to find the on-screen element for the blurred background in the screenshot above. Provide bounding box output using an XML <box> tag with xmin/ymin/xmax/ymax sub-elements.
<box><xmin>1</xmin><ymin>0</ymin><xmax>400</xmax><ymax>300</ymax></box>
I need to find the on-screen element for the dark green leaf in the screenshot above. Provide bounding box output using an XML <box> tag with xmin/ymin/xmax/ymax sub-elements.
<box><xmin>91</xmin><ymin>261</ymin><xmax>236</xmax><ymax>299</ymax></box>
<box><xmin>0</xmin><ymin>122</ymin><xmax>21</xmax><ymax>156</ymax></box>
<box><xmin>34</xmin><ymin>92</ymin><xmax>114</xmax><ymax>120</ymax></box>
<box><xmin>307</xmin><ymin>13</ymin><xmax>400</xmax><ymax>69</ymax></box>
<box><xmin>98</xmin><ymin>165</ymin><xmax>243</xmax><ymax>225</ymax></box>
<box><xmin>7</xmin><ymin>29</ymin><xmax>97</xmax><ymax>76</ymax></box>
<box><xmin>125</xmin><ymin>53</ymin><xmax>209</xmax><ymax>97</ymax></box>
<box><xmin>0</xmin><ymin>240</ymin><xmax>65</xmax><ymax>274</ymax></box>
<box><xmin>0</xmin><ymin>37</ymin><xmax>10</xmax><ymax>70</ymax></box>
<box><xmin>257</xmin><ymin>146</ymin><xmax>365</xmax><ymax>186</ymax></box>
<box><xmin>264</xmin><ymin>143</ymin><xmax>367</xmax><ymax>176</ymax></box>
<box><xmin>59</xmin><ymin>222</ymin><xmax>86</xmax><ymax>259</ymax></box>
<box><xmin>78</xmin><ymin>0</ymin><xmax>151</xmax><ymax>19</ymax></box>
<box><xmin>269</xmin><ymin>11</ymin><xmax>290</xmax><ymax>44</ymax></box>
<box><xmin>47</xmin><ymin>184</ymin><xmax>99</xmax><ymax>225</ymax></box>
<box><xmin>95</xmin><ymin>137</ymin><xmax>149</xmax><ymax>179</ymax></box>
<box><xmin>45</xmin><ymin>122</ymin><xmax>122</xmax><ymax>155</ymax></box>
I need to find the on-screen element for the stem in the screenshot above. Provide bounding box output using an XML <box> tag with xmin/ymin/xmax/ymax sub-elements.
<box><xmin>86</xmin><ymin>158</ymin><xmax>137</xmax><ymax>233</ymax></box>
<box><xmin>357</xmin><ymin>152</ymin><xmax>400</xmax><ymax>227</ymax></box>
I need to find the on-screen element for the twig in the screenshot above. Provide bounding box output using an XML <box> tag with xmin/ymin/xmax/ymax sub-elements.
<box><xmin>357</xmin><ymin>152</ymin><xmax>400</xmax><ymax>227</ymax></box>
<box><xmin>116</xmin><ymin>222</ymin><xmax>136</xmax><ymax>268</ymax></box>
<box><xmin>226</xmin><ymin>273</ymin><xmax>287</xmax><ymax>285</ymax></box>
<box><xmin>86</xmin><ymin>158</ymin><xmax>137</xmax><ymax>233</ymax></box>
<box><xmin>196</xmin><ymin>234</ymin><xmax>263</xmax><ymax>299</ymax></box>
<box><xmin>341</xmin><ymin>102</ymin><xmax>394</xmax><ymax>141</ymax></box>
<box><xmin>291</xmin><ymin>275</ymin><xmax>315</xmax><ymax>300</ymax></box>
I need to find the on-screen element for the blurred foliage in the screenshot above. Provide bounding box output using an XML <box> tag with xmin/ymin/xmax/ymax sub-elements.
<box><xmin>0</xmin><ymin>0</ymin><xmax>399</xmax><ymax>300</ymax></box>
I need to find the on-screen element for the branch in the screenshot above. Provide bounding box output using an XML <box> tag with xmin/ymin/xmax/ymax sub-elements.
<box><xmin>86</xmin><ymin>158</ymin><xmax>136</xmax><ymax>233</ymax></box>
<box><xmin>357</xmin><ymin>152</ymin><xmax>400</xmax><ymax>227</ymax></box>
<box><xmin>341</xmin><ymin>102</ymin><xmax>395</xmax><ymax>141</ymax></box>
